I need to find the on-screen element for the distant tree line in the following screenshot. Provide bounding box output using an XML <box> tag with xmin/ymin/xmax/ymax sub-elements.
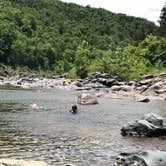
<box><xmin>0</xmin><ymin>0</ymin><xmax>165</xmax><ymax>79</ymax></box>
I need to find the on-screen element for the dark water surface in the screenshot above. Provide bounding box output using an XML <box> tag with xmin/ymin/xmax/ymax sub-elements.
<box><xmin>0</xmin><ymin>88</ymin><xmax>166</xmax><ymax>165</ymax></box>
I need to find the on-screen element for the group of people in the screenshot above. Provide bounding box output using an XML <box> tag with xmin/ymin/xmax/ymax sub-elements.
<box><xmin>29</xmin><ymin>103</ymin><xmax>78</xmax><ymax>114</ymax></box>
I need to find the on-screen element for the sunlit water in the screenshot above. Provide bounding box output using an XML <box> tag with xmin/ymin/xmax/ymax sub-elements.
<box><xmin>0</xmin><ymin>88</ymin><xmax>166</xmax><ymax>165</ymax></box>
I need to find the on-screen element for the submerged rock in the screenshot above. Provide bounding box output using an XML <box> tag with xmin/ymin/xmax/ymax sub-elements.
<box><xmin>0</xmin><ymin>159</ymin><xmax>47</xmax><ymax>166</ymax></box>
<box><xmin>115</xmin><ymin>150</ymin><xmax>166</xmax><ymax>166</ymax></box>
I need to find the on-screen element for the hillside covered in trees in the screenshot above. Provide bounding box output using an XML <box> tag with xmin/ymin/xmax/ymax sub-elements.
<box><xmin>0</xmin><ymin>0</ymin><xmax>166</xmax><ymax>79</ymax></box>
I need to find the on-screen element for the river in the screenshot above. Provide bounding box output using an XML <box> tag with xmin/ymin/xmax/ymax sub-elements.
<box><xmin>0</xmin><ymin>88</ymin><xmax>166</xmax><ymax>165</ymax></box>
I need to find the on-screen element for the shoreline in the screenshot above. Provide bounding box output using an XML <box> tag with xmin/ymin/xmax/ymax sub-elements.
<box><xmin>0</xmin><ymin>72</ymin><xmax>166</xmax><ymax>102</ymax></box>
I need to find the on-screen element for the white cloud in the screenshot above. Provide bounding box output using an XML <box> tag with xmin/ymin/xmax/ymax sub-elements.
<box><xmin>61</xmin><ymin>0</ymin><xmax>165</xmax><ymax>24</ymax></box>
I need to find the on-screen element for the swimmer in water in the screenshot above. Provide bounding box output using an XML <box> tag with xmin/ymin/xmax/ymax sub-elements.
<box><xmin>28</xmin><ymin>103</ymin><xmax>39</xmax><ymax>109</ymax></box>
<box><xmin>69</xmin><ymin>105</ymin><xmax>78</xmax><ymax>114</ymax></box>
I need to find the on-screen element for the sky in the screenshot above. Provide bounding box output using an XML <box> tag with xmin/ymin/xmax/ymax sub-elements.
<box><xmin>61</xmin><ymin>0</ymin><xmax>165</xmax><ymax>24</ymax></box>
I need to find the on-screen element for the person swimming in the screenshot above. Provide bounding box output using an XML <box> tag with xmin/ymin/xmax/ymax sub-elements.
<box><xmin>28</xmin><ymin>103</ymin><xmax>39</xmax><ymax>109</ymax></box>
<box><xmin>69</xmin><ymin>105</ymin><xmax>78</xmax><ymax>114</ymax></box>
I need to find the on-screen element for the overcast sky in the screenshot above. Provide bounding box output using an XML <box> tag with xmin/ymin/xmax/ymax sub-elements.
<box><xmin>61</xmin><ymin>0</ymin><xmax>165</xmax><ymax>24</ymax></box>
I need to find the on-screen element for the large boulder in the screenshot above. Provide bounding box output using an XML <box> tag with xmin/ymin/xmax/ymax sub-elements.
<box><xmin>115</xmin><ymin>150</ymin><xmax>166</xmax><ymax>166</ymax></box>
<box><xmin>155</xmin><ymin>89</ymin><xmax>166</xmax><ymax>94</ymax></box>
<box><xmin>149</xmin><ymin>82</ymin><xmax>163</xmax><ymax>90</ymax></box>
<box><xmin>121</xmin><ymin>119</ymin><xmax>157</xmax><ymax>136</ymax></box>
<box><xmin>142</xmin><ymin>113</ymin><xmax>163</xmax><ymax>127</ymax></box>
<box><xmin>139</xmin><ymin>79</ymin><xmax>152</xmax><ymax>86</ymax></box>
<box><xmin>121</xmin><ymin>113</ymin><xmax>166</xmax><ymax>137</ymax></box>
<box><xmin>77</xmin><ymin>93</ymin><xmax>98</xmax><ymax>105</ymax></box>
<box><xmin>158</xmin><ymin>72</ymin><xmax>166</xmax><ymax>77</ymax></box>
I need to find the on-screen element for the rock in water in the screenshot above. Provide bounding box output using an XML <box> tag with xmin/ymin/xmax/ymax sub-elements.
<box><xmin>77</xmin><ymin>93</ymin><xmax>98</xmax><ymax>105</ymax></box>
<box><xmin>115</xmin><ymin>150</ymin><xmax>166</xmax><ymax>166</ymax></box>
<box><xmin>121</xmin><ymin>113</ymin><xmax>166</xmax><ymax>137</ymax></box>
<box><xmin>142</xmin><ymin>113</ymin><xmax>163</xmax><ymax>127</ymax></box>
<box><xmin>121</xmin><ymin>120</ymin><xmax>157</xmax><ymax>136</ymax></box>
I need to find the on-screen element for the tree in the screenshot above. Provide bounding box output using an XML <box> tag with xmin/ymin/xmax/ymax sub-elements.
<box><xmin>137</xmin><ymin>35</ymin><xmax>166</xmax><ymax>67</ymax></box>
<box><xmin>159</xmin><ymin>2</ymin><xmax>166</xmax><ymax>37</ymax></box>
<box><xmin>74</xmin><ymin>41</ymin><xmax>91</xmax><ymax>78</ymax></box>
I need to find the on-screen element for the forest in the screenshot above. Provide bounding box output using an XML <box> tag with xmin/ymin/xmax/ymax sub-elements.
<box><xmin>0</xmin><ymin>0</ymin><xmax>166</xmax><ymax>79</ymax></box>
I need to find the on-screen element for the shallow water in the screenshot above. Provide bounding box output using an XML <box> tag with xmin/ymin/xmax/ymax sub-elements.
<box><xmin>0</xmin><ymin>88</ymin><xmax>166</xmax><ymax>165</ymax></box>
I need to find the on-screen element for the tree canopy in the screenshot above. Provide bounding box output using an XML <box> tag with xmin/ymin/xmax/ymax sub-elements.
<box><xmin>159</xmin><ymin>2</ymin><xmax>166</xmax><ymax>37</ymax></box>
<box><xmin>0</xmin><ymin>0</ymin><xmax>165</xmax><ymax>79</ymax></box>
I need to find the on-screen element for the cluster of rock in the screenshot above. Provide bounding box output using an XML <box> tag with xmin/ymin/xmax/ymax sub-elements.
<box><xmin>76</xmin><ymin>72</ymin><xmax>166</xmax><ymax>101</ymax></box>
<box><xmin>74</xmin><ymin>72</ymin><xmax>123</xmax><ymax>89</ymax></box>
<box><xmin>116</xmin><ymin>113</ymin><xmax>166</xmax><ymax>165</ymax></box>
<box><xmin>115</xmin><ymin>150</ymin><xmax>166</xmax><ymax>166</ymax></box>
<box><xmin>71</xmin><ymin>72</ymin><xmax>129</xmax><ymax>91</ymax></box>
<box><xmin>0</xmin><ymin>75</ymin><xmax>68</xmax><ymax>89</ymax></box>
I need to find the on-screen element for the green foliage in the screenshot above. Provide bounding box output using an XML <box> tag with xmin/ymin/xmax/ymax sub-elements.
<box><xmin>74</xmin><ymin>41</ymin><xmax>91</xmax><ymax>78</ymax></box>
<box><xmin>89</xmin><ymin>45</ymin><xmax>150</xmax><ymax>80</ymax></box>
<box><xmin>89</xmin><ymin>50</ymin><xmax>112</xmax><ymax>74</ymax></box>
<box><xmin>0</xmin><ymin>0</ymin><xmax>165</xmax><ymax>80</ymax></box>
<box><xmin>137</xmin><ymin>35</ymin><xmax>166</xmax><ymax>67</ymax></box>
<box><xmin>68</xmin><ymin>67</ymin><xmax>77</xmax><ymax>79</ymax></box>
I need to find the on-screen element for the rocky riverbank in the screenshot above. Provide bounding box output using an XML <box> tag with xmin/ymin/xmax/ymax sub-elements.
<box><xmin>77</xmin><ymin>72</ymin><xmax>166</xmax><ymax>101</ymax></box>
<box><xmin>0</xmin><ymin>72</ymin><xmax>166</xmax><ymax>101</ymax></box>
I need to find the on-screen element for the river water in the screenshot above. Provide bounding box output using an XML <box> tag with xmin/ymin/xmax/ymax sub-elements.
<box><xmin>0</xmin><ymin>88</ymin><xmax>166</xmax><ymax>165</ymax></box>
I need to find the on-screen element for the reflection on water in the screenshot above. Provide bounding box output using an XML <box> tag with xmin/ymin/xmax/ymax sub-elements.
<box><xmin>0</xmin><ymin>89</ymin><xmax>166</xmax><ymax>165</ymax></box>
